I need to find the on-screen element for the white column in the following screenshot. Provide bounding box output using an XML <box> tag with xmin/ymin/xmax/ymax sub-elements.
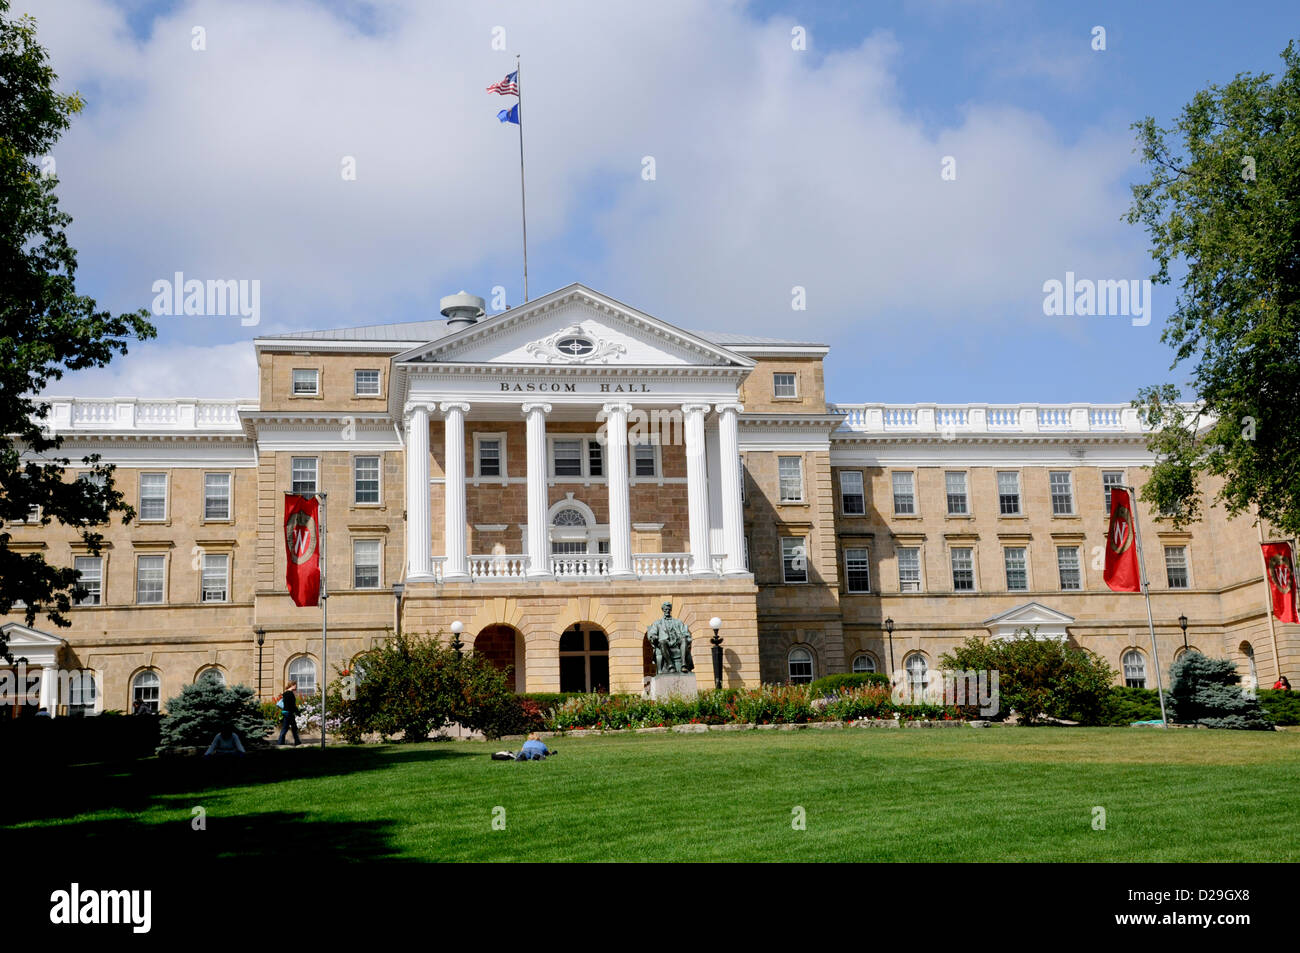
<box><xmin>604</xmin><ymin>402</ymin><xmax>634</xmax><ymax>578</ymax></box>
<box><xmin>683</xmin><ymin>403</ymin><xmax>713</xmax><ymax>575</ymax></box>
<box><xmin>523</xmin><ymin>402</ymin><xmax>552</xmax><ymax>577</ymax></box>
<box><xmin>39</xmin><ymin>665</ymin><xmax>57</xmax><ymax>715</ymax></box>
<box><xmin>716</xmin><ymin>402</ymin><xmax>747</xmax><ymax>574</ymax></box>
<box><xmin>440</xmin><ymin>401</ymin><xmax>471</xmax><ymax>581</ymax></box>
<box><xmin>404</xmin><ymin>404</ymin><xmax>433</xmax><ymax>580</ymax></box>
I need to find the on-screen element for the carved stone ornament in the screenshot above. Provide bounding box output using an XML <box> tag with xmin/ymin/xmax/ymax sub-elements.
<box><xmin>524</xmin><ymin>324</ymin><xmax>627</xmax><ymax>364</ymax></box>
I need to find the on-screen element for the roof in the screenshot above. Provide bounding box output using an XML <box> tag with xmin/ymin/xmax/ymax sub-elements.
<box><xmin>260</xmin><ymin>320</ymin><xmax>451</xmax><ymax>343</ymax></box>
<box><xmin>691</xmin><ymin>330</ymin><xmax>826</xmax><ymax>347</ymax></box>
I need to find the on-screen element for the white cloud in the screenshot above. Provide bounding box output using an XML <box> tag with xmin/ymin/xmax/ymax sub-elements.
<box><xmin>42</xmin><ymin>341</ymin><xmax>257</xmax><ymax>399</ymax></box>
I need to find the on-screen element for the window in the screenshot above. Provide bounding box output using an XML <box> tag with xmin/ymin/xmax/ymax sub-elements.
<box><xmin>840</xmin><ymin>471</ymin><xmax>865</xmax><ymax>515</ymax></box>
<box><xmin>552</xmin><ymin>439</ymin><xmax>582</xmax><ymax>477</ymax></box>
<box><xmin>773</xmin><ymin>373</ymin><xmax>798</xmax><ymax>398</ymax></box>
<box><xmin>353</xmin><ymin>456</ymin><xmax>380</xmax><ymax>504</ymax></box>
<box><xmin>1049</xmin><ymin>471</ymin><xmax>1075</xmax><ymax>515</ymax></box>
<box><xmin>198</xmin><ymin>667</ymin><xmax>226</xmax><ymax>688</ymax></box>
<box><xmin>353</xmin><ymin>539</ymin><xmax>381</xmax><ymax>589</ymax></box>
<box><xmin>288</xmin><ymin>657</ymin><xmax>318</xmax><ymax>696</ymax></box>
<box><xmin>139</xmin><ymin>472</ymin><xmax>167</xmax><ymax>521</ymax></box>
<box><xmin>292</xmin><ymin>368</ymin><xmax>319</xmax><ymax>395</ymax></box>
<box><xmin>633</xmin><ymin>443</ymin><xmax>656</xmax><ymax>478</ymax></box>
<box><xmin>1004</xmin><ymin>547</ymin><xmax>1027</xmax><ymax>591</ymax></box>
<box><xmin>951</xmin><ymin>547</ymin><xmax>974</xmax><ymax>591</ymax></box>
<box><xmin>291</xmin><ymin>457</ymin><xmax>318</xmax><ymax>495</ymax></box>
<box><xmin>74</xmin><ymin>556</ymin><xmax>102</xmax><ymax>605</ymax></box>
<box><xmin>778</xmin><ymin>456</ymin><xmax>803</xmax><ymax>502</ymax></box>
<box><xmin>559</xmin><ymin>625</ymin><xmax>609</xmax><ymax>692</ymax></box>
<box><xmin>354</xmin><ymin>369</ymin><xmax>381</xmax><ymax>396</ymax></box>
<box><xmin>136</xmin><ymin>555</ymin><xmax>165</xmax><ymax>604</ymax></box>
<box><xmin>782</xmin><ymin>536</ymin><xmax>808</xmax><ymax>583</ymax></box>
<box><xmin>132</xmin><ymin>670</ymin><xmax>160</xmax><ymax>713</ymax></box>
<box><xmin>945</xmin><ymin>471</ymin><xmax>968</xmax><ymax>515</ymax></box>
<box><xmin>68</xmin><ymin>670</ymin><xmax>97</xmax><ymax>716</ymax></box>
<box><xmin>997</xmin><ymin>471</ymin><xmax>1021</xmax><ymax>515</ymax></box>
<box><xmin>892</xmin><ymin>471</ymin><xmax>915</xmax><ymax>515</ymax></box>
<box><xmin>898</xmin><ymin>547</ymin><xmax>921</xmax><ymax>592</ymax></box>
<box><xmin>1103</xmin><ymin>471</ymin><xmax>1124</xmax><ymax>515</ymax></box>
<box><xmin>1122</xmin><ymin>650</ymin><xmax>1147</xmax><ymax>688</ymax></box>
<box><xmin>1057</xmin><ymin>546</ymin><xmax>1082</xmax><ymax>590</ymax></box>
<box><xmin>588</xmin><ymin>440</ymin><xmax>604</xmax><ymax>477</ymax></box>
<box><xmin>201</xmin><ymin>553</ymin><xmax>229</xmax><ymax>602</ymax></box>
<box><xmin>852</xmin><ymin>654</ymin><xmax>877</xmax><ymax>673</ymax></box>
<box><xmin>787</xmin><ymin>646</ymin><xmax>814</xmax><ymax>684</ymax></box>
<box><xmin>204</xmin><ymin>472</ymin><xmax>231</xmax><ymax>520</ymax></box>
<box><xmin>743</xmin><ymin>536</ymin><xmax>749</xmax><ymax>571</ymax></box>
<box><xmin>739</xmin><ymin>457</ymin><xmax>747</xmax><ymax>503</ymax></box>
<box><xmin>844</xmin><ymin>547</ymin><xmax>870</xmax><ymax>592</ymax></box>
<box><xmin>905</xmin><ymin>654</ymin><xmax>928</xmax><ymax>695</ymax></box>
<box><xmin>476</xmin><ymin>434</ymin><xmax>504</xmax><ymax>479</ymax></box>
<box><xmin>1165</xmin><ymin>546</ymin><xmax>1189</xmax><ymax>588</ymax></box>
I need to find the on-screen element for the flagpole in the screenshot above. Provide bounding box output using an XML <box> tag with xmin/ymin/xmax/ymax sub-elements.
<box><xmin>515</xmin><ymin>53</ymin><xmax>529</xmax><ymax>304</ymax></box>
<box><xmin>1255</xmin><ymin>513</ymin><xmax>1283</xmax><ymax>683</ymax></box>
<box><xmin>319</xmin><ymin>492</ymin><xmax>328</xmax><ymax>750</ymax></box>
<box><xmin>1126</xmin><ymin>485</ymin><xmax>1169</xmax><ymax>726</ymax></box>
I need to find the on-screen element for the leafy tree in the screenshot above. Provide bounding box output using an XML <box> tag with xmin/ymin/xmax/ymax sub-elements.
<box><xmin>1167</xmin><ymin>650</ymin><xmax>1273</xmax><ymax>730</ymax></box>
<box><xmin>0</xmin><ymin>0</ymin><xmax>156</xmax><ymax>656</ymax></box>
<box><xmin>157</xmin><ymin>675</ymin><xmax>269</xmax><ymax>750</ymax></box>
<box><xmin>1127</xmin><ymin>42</ymin><xmax>1300</xmax><ymax>535</ymax></box>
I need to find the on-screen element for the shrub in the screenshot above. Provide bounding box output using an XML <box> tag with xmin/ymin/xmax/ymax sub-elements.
<box><xmin>0</xmin><ymin>714</ymin><xmax>159</xmax><ymax>765</ymax></box>
<box><xmin>1101</xmin><ymin>686</ymin><xmax>1164</xmax><ymax>725</ymax></box>
<box><xmin>810</xmin><ymin>672</ymin><xmax>891</xmax><ymax>694</ymax></box>
<box><xmin>1168</xmin><ymin>651</ymin><xmax>1273</xmax><ymax>730</ymax></box>
<box><xmin>1259</xmin><ymin>689</ymin><xmax>1300</xmax><ymax>726</ymax></box>
<box><xmin>157</xmin><ymin>678</ymin><xmax>268</xmax><ymax>750</ymax></box>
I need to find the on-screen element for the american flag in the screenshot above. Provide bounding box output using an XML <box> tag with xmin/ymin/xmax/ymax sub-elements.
<box><xmin>486</xmin><ymin>70</ymin><xmax>519</xmax><ymax>96</ymax></box>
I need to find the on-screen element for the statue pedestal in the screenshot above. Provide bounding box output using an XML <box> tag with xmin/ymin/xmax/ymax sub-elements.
<box><xmin>647</xmin><ymin>672</ymin><xmax>699</xmax><ymax>701</ymax></box>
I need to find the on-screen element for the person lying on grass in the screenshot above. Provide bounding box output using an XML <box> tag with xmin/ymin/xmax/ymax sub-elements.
<box><xmin>492</xmin><ymin>732</ymin><xmax>557</xmax><ymax>761</ymax></box>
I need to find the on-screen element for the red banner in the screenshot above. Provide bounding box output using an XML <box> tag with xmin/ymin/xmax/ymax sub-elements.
<box><xmin>284</xmin><ymin>495</ymin><xmax>321</xmax><ymax>607</ymax></box>
<box><xmin>1104</xmin><ymin>486</ymin><xmax>1142</xmax><ymax>592</ymax></box>
<box><xmin>1262</xmin><ymin>541</ymin><xmax>1299</xmax><ymax>624</ymax></box>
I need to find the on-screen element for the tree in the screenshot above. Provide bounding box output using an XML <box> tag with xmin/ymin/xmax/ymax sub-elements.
<box><xmin>156</xmin><ymin>675</ymin><xmax>270</xmax><ymax>750</ymax></box>
<box><xmin>1127</xmin><ymin>42</ymin><xmax>1300</xmax><ymax>535</ymax></box>
<box><xmin>1167</xmin><ymin>650</ymin><xmax>1273</xmax><ymax>730</ymax></box>
<box><xmin>0</xmin><ymin>0</ymin><xmax>156</xmax><ymax>657</ymax></box>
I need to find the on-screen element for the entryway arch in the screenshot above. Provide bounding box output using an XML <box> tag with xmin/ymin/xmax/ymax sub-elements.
<box><xmin>559</xmin><ymin>621</ymin><xmax>609</xmax><ymax>693</ymax></box>
<box><xmin>474</xmin><ymin>623</ymin><xmax>524</xmax><ymax>692</ymax></box>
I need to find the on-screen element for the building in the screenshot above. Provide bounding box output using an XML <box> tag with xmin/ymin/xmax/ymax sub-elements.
<box><xmin>3</xmin><ymin>283</ymin><xmax>1294</xmax><ymax>715</ymax></box>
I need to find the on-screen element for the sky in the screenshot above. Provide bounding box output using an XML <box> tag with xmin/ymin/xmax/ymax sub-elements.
<box><xmin>15</xmin><ymin>0</ymin><xmax>1300</xmax><ymax>404</ymax></box>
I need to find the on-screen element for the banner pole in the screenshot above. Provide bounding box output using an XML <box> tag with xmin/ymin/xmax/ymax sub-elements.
<box><xmin>319</xmin><ymin>492</ymin><xmax>328</xmax><ymax>750</ymax></box>
<box><xmin>1255</xmin><ymin>514</ymin><xmax>1283</xmax><ymax>684</ymax></box>
<box><xmin>1127</xmin><ymin>485</ymin><xmax>1168</xmax><ymax>727</ymax></box>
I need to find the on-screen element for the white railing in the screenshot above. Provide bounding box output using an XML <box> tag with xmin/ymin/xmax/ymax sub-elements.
<box><xmin>46</xmin><ymin>397</ymin><xmax>254</xmax><ymax>432</ymax></box>
<box><xmin>633</xmin><ymin>553</ymin><xmax>693</xmax><ymax>577</ymax></box>
<box><xmin>469</xmin><ymin>554</ymin><xmax>529</xmax><ymax>579</ymax></box>
<box><xmin>550</xmin><ymin>554</ymin><xmax>612</xmax><ymax>577</ymax></box>
<box><xmin>829</xmin><ymin>402</ymin><xmax>1145</xmax><ymax>435</ymax></box>
<box><xmin>425</xmin><ymin>551</ymin><xmax>712</xmax><ymax>580</ymax></box>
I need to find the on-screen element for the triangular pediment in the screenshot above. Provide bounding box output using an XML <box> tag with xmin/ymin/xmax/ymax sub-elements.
<box><xmin>393</xmin><ymin>284</ymin><xmax>752</xmax><ymax>369</ymax></box>
<box><xmin>1</xmin><ymin>622</ymin><xmax>68</xmax><ymax>650</ymax></box>
<box><xmin>983</xmin><ymin>602</ymin><xmax>1075</xmax><ymax>641</ymax></box>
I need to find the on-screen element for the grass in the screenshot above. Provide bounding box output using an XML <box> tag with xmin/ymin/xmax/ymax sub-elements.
<box><xmin>9</xmin><ymin>727</ymin><xmax>1300</xmax><ymax>862</ymax></box>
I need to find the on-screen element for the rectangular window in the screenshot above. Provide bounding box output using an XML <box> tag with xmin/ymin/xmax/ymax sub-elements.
<box><xmin>1004</xmin><ymin>547</ymin><xmax>1028</xmax><ymax>591</ymax></box>
<box><xmin>478</xmin><ymin>438</ymin><xmax>501</xmax><ymax>478</ymax></box>
<box><xmin>139</xmin><ymin>473</ymin><xmax>167</xmax><ymax>521</ymax></box>
<box><xmin>633</xmin><ymin>443</ymin><xmax>656</xmax><ymax>478</ymax></box>
<box><xmin>1165</xmin><ymin>546</ymin><xmax>1189</xmax><ymax>588</ymax></box>
<box><xmin>1103</xmin><ymin>471</ymin><xmax>1124</xmax><ymax>515</ymax></box>
<box><xmin>136</xmin><ymin>555</ymin><xmax>165</xmax><ymax>604</ymax></box>
<box><xmin>1057</xmin><ymin>546</ymin><xmax>1082</xmax><ymax>590</ymax></box>
<box><xmin>291</xmin><ymin>457</ymin><xmax>318</xmax><ymax>495</ymax></box>
<box><xmin>353</xmin><ymin>539</ymin><xmax>381</xmax><ymax>589</ymax></box>
<box><xmin>781</xmin><ymin>536</ymin><xmax>808</xmax><ymax>583</ymax></box>
<box><xmin>354</xmin><ymin>456</ymin><xmax>380</xmax><ymax>504</ymax></box>
<box><xmin>739</xmin><ymin>457</ymin><xmax>747</xmax><ymax>503</ymax></box>
<box><xmin>840</xmin><ymin>470</ymin><xmax>865</xmax><ymax>515</ymax></box>
<box><xmin>204</xmin><ymin>472</ymin><xmax>231</xmax><ymax>520</ymax></box>
<box><xmin>951</xmin><ymin>547</ymin><xmax>974</xmax><ymax>591</ymax></box>
<box><xmin>773</xmin><ymin>372</ymin><xmax>798</xmax><ymax>398</ymax></box>
<box><xmin>292</xmin><ymin>368</ymin><xmax>319</xmax><ymax>395</ymax></box>
<box><xmin>945</xmin><ymin>471</ymin><xmax>968</xmax><ymax>515</ymax></box>
<box><xmin>844</xmin><ymin>547</ymin><xmax>870</xmax><ymax>592</ymax></box>
<box><xmin>898</xmin><ymin>547</ymin><xmax>921</xmax><ymax>592</ymax></box>
<box><xmin>553</xmin><ymin>439</ymin><xmax>582</xmax><ymax>477</ymax></box>
<box><xmin>1049</xmin><ymin>471</ymin><xmax>1075</xmax><ymax>515</ymax></box>
<box><xmin>588</xmin><ymin>440</ymin><xmax>604</xmax><ymax>477</ymax></box>
<box><xmin>74</xmin><ymin>556</ymin><xmax>102</xmax><ymax>606</ymax></box>
<box><xmin>778</xmin><ymin>456</ymin><xmax>803</xmax><ymax>502</ymax></box>
<box><xmin>201</xmin><ymin>553</ymin><xmax>229</xmax><ymax>603</ymax></box>
<box><xmin>743</xmin><ymin>535</ymin><xmax>749</xmax><ymax>571</ymax></box>
<box><xmin>997</xmin><ymin>471</ymin><xmax>1021</xmax><ymax>515</ymax></box>
<box><xmin>892</xmin><ymin>471</ymin><xmax>915</xmax><ymax>515</ymax></box>
<box><xmin>354</xmin><ymin>369</ymin><xmax>380</xmax><ymax>396</ymax></box>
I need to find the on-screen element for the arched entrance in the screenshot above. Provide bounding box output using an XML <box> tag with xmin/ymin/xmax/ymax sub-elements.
<box><xmin>559</xmin><ymin>622</ymin><xmax>609</xmax><ymax>693</ymax></box>
<box><xmin>475</xmin><ymin>624</ymin><xmax>524</xmax><ymax>692</ymax></box>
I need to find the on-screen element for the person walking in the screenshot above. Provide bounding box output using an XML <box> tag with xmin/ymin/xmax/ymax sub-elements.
<box><xmin>277</xmin><ymin>681</ymin><xmax>301</xmax><ymax>746</ymax></box>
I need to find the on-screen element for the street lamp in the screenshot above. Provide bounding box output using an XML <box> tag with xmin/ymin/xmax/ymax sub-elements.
<box><xmin>450</xmin><ymin>620</ymin><xmax>464</xmax><ymax>656</ymax></box>
<box><xmin>884</xmin><ymin>617</ymin><xmax>895</xmax><ymax>676</ymax></box>
<box><xmin>254</xmin><ymin>627</ymin><xmax>265</xmax><ymax>700</ymax></box>
<box><xmin>709</xmin><ymin>617</ymin><xmax>724</xmax><ymax>690</ymax></box>
<box><xmin>392</xmin><ymin>582</ymin><xmax>405</xmax><ymax>638</ymax></box>
<box><xmin>1178</xmin><ymin>613</ymin><xmax>1189</xmax><ymax>653</ymax></box>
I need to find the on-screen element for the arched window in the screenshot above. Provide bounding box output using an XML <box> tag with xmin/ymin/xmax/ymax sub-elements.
<box><xmin>852</xmin><ymin>653</ymin><xmax>877</xmax><ymax>673</ymax></box>
<box><xmin>559</xmin><ymin>624</ymin><xmax>609</xmax><ymax>693</ymax></box>
<box><xmin>905</xmin><ymin>654</ymin><xmax>928</xmax><ymax>695</ymax></box>
<box><xmin>197</xmin><ymin>667</ymin><xmax>225</xmax><ymax>688</ymax></box>
<box><xmin>1122</xmin><ymin>650</ymin><xmax>1147</xmax><ymax>688</ymax></box>
<box><xmin>68</xmin><ymin>670</ymin><xmax>97</xmax><ymax>717</ymax></box>
<box><xmin>132</xmin><ymin>670</ymin><xmax>161</xmax><ymax>713</ymax></box>
<box><xmin>288</xmin><ymin>656</ymin><xmax>318</xmax><ymax>696</ymax></box>
<box><xmin>788</xmin><ymin>646</ymin><xmax>814</xmax><ymax>684</ymax></box>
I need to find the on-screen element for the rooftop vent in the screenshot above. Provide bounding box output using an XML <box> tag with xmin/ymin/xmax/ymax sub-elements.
<box><xmin>440</xmin><ymin>291</ymin><xmax>485</xmax><ymax>330</ymax></box>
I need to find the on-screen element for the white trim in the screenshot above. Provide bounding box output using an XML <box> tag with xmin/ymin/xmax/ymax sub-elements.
<box><xmin>472</xmin><ymin>431</ymin><xmax>509</xmax><ymax>483</ymax></box>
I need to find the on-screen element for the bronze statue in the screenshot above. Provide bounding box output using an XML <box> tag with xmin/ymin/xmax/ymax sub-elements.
<box><xmin>646</xmin><ymin>602</ymin><xmax>694</xmax><ymax>675</ymax></box>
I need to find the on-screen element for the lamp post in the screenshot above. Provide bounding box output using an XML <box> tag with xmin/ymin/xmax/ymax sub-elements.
<box><xmin>254</xmin><ymin>627</ymin><xmax>265</xmax><ymax>700</ymax></box>
<box><xmin>709</xmin><ymin>617</ymin><xmax>723</xmax><ymax>690</ymax></box>
<box><xmin>450</xmin><ymin>620</ymin><xmax>464</xmax><ymax>656</ymax></box>
<box><xmin>392</xmin><ymin>582</ymin><xmax>405</xmax><ymax>638</ymax></box>
<box><xmin>1178</xmin><ymin>613</ymin><xmax>1189</xmax><ymax>653</ymax></box>
<box><xmin>884</xmin><ymin>617</ymin><xmax>895</xmax><ymax>676</ymax></box>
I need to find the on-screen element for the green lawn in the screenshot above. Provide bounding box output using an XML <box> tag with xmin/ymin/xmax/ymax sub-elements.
<box><xmin>10</xmin><ymin>727</ymin><xmax>1300</xmax><ymax>862</ymax></box>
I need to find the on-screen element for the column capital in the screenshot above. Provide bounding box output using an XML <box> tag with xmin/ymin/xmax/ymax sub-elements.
<box><xmin>521</xmin><ymin>402</ymin><xmax>552</xmax><ymax>416</ymax></box>
<box><xmin>438</xmin><ymin>401</ymin><xmax>470</xmax><ymax>415</ymax></box>
<box><xmin>680</xmin><ymin>402</ymin><xmax>712</xmax><ymax>416</ymax></box>
<box><xmin>715</xmin><ymin>402</ymin><xmax>745</xmax><ymax>415</ymax></box>
<box><xmin>601</xmin><ymin>401</ymin><xmax>634</xmax><ymax>416</ymax></box>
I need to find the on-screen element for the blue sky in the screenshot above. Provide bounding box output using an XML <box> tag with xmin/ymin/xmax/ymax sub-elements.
<box><xmin>18</xmin><ymin>0</ymin><xmax>1300</xmax><ymax>403</ymax></box>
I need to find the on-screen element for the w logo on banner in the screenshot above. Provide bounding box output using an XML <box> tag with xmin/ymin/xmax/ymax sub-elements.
<box><xmin>1262</xmin><ymin>542</ymin><xmax>1299</xmax><ymax>623</ymax></box>
<box><xmin>284</xmin><ymin>495</ymin><xmax>321</xmax><ymax>607</ymax></box>
<box><xmin>1104</xmin><ymin>487</ymin><xmax>1141</xmax><ymax>592</ymax></box>
<box><xmin>1108</xmin><ymin>504</ymin><xmax>1134</xmax><ymax>555</ymax></box>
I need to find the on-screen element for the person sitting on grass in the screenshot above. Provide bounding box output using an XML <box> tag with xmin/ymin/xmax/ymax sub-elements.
<box><xmin>491</xmin><ymin>732</ymin><xmax>557</xmax><ymax>761</ymax></box>
<box><xmin>204</xmin><ymin>725</ymin><xmax>246</xmax><ymax>758</ymax></box>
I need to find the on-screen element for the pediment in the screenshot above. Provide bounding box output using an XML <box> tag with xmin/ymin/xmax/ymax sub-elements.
<box><xmin>982</xmin><ymin>602</ymin><xmax>1076</xmax><ymax>628</ymax></box>
<box><xmin>393</xmin><ymin>284</ymin><xmax>752</xmax><ymax>370</ymax></box>
<box><xmin>1</xmin><ymin>622</ymin><xmax>69</xmax><ymax>649</ymax></box>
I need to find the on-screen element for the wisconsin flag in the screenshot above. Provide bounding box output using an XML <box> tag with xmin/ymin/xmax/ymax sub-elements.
<box><xmin>1103</xmin><ymin>486</ymin><xmax>1142</xmax><ymax>592</ymax></box>
<box><xmin>284</xmin><ymin>495</ymin><xmax>321</xmax><ymax>607</ymax></box>
<box><xmin>1262</xmin><ymin>541</ymin><xmax>1299</xmax><ymax>623</ymax></box>
<box><xmin>497</xmin><ymin>103</ymin><xmax>519</xmax><ymax>124</ymax></box>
